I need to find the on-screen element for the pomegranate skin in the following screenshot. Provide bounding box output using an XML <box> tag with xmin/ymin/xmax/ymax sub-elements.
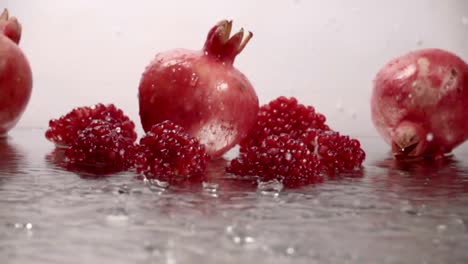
<box><xmin>371</xmin><ymin>49</ymin><xmax>468</xmax><ymax>158</ymax></box>
<box><xmin>0</xmin><ymin>10</ymin><xmax>32</xmax><ymax>136</ymax></box>
<box><xmin>138</xmin><ymin>20</ymin><xmax>259</xmax><ymax>158</ymax></box>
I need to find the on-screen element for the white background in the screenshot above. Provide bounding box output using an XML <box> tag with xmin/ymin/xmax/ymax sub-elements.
<box><xmin>4</xmin><ymin>0</ymin><xmax>468</xmax><ymax>137</ymax></box>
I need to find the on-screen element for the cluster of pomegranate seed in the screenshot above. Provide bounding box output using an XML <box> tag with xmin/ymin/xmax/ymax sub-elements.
<box><xmin>227</xmin><ymin>134</ymin><xmax>322</xmax><ymax>188</ymax></box>
<box><xmin>46</xmin><ymin>105</ymin><xmax>210</xmax><ymax>180</ymax></box>
<box><xmin>46</xmin><ymin>104</ymin><xmax>137</xmax><ymax>171</ymax></box>
<box><xmin>45</xmin><ymin>103</ymin><xmax>137</xmax><ymax>147</ymax></box>
<box><xmin>65</xmin><ymin>119</ymin><xmax>136</xmax><ymax>171</ymax></box>
<box><xmin>227</xmin><ymin>96</ymin><xmax>365</xmax><ymax>187</ymax></box>
<box><xmin>134</xmin><ymin>121</ymin><xmax>209</xmax><ymax>182</ymax></box>
<box><xmin>240</xmin><ymin>96</ymin><xmax>329</xmax><ymax>149</ymax></box>
<box><xmin>301</xmin><ymin>129</ymin><xmax>366</xmax><ymax>175</ymax></box>
<box><xmin>46</xmin><ymin>97</ymin><xmax>365</xmax><ymax>189</ymax></box>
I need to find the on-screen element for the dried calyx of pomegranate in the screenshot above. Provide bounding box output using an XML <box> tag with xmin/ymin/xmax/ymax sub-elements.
<box><xmin>0</xmin><ymin>9</ymin><xmax>22</xmax><ymax>44</ymax></box>
<box><xmin>45</xmin><ymin>103</ymin><xmax>137</xmax><ymax>147</ymax></box>
<box><xmin>134</xmin><ymin>120</ymin><xmax>209</xmax><ymax>183</ymax></box>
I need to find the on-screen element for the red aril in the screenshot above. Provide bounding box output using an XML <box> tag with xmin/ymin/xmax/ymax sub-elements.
<box><xmin>138</xmin><ymin>20</ymin><xmax>259</xmax><ymax>158</ymax></box>
<box><xmin>371</xmin><ymin>49</ymin><xmax>468</xmax><ymax>159</ymax></box>
<box><xmin>0</xmin><ymin>9</ymin><xmax>32</xmax><ymax>135</ymax></box>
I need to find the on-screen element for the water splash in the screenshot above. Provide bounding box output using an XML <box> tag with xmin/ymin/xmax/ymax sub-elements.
<box><xmin>257</xmin><ymin>179</ymin><xmax>283</xmax><ymax>197</ymax></box>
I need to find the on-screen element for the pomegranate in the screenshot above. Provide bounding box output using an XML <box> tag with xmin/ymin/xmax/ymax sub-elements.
<box><xmin>0</xmin><ymin>9</ymin><xmax>32</xmax><ymax>136</ymax></box>
<box><xmin>371</xmin><ymin>49</ymin><xmax>468</xmax><ymax>159</ymax></box>
<box><xmin>138</xmin><ymin>20</ymin><xmax>259</xmax><ymax>158</ymax></box>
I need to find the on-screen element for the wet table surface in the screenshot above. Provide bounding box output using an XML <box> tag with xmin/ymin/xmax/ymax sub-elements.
<box><xmin>1</xmin><ymin>129</ymin><xmax>468</xmax><ymax>264</ymax></box>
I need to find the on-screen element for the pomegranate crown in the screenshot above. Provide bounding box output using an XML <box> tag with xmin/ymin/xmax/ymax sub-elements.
<box><xmin>203</xmin><ymin>20</ymin><xmax>253</xmax><ymax>64</ymax></box>
<box><xmin>0</xmin><ymin>9</ymin><xmax>22</xmax><ymax>44</ymax></box>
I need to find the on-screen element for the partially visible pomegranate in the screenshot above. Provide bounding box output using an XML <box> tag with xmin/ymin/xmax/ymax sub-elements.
<box><xmin>0</xmin><ymin>9</ymin><xmax>32</xmax><ymax>135</ymax></box>
<box><xmin>138</xmin><ymin>20</ymin><xmax>259</xmax><ymax>158</ymax></box>
<box><xmin>371</xmin><ymin>49</ymin><xmax>468</xmax><ymax>159</ymax></box>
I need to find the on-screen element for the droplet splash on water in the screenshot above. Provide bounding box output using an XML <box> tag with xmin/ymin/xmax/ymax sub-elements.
<box><xmin>202</xmin><ymin>182</ymin><xmax>219</xmax><ymax>197</ymax></box>
<box><xmin>3</xmin><ymin>130</ymin><xmax>468</xmax><ymax>263</ymax></box>
<box><xmin>257</xmin><ymin>179</ymin><xmax>283</xmax><ymax>196</ymax></box>
<box><xmin>225</xmin><ymin>224</ymin><xmax>256</xmax><ymax>247</ymax></box>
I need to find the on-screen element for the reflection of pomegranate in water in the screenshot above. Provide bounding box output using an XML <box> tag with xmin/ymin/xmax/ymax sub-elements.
<box><xmin>0</xmin><ymin>138</ymin><xmax>21</xmax><ymax>175</ymax></box>
<box><xmin>371</xmin><ymin>49</ymin><xmax>468</xmax><ymax>159</ymax></box>
<box><xmin>373</xmin><ymin>156</ymin><xmax>468</xmax><ymax>198</ymax></box>
<box><xmin>45</xmin><ymin>148</ymin><xmax>125</xmax><ymax>179</ymax></box>
<box><xmin>0</xmin><ymin>9</ymin><xmax>32</xmax><ymax>135</ymax></box>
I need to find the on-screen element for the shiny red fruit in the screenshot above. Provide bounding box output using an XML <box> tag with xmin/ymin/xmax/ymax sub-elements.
<box><xmin>0</xmin><ymin>9</ymin><xmax>32</xmax><ymax>135</ymax></box>
<box><xmin>371</xmin><ymin>49</ymin><xmax>468</xmax><ymax>159</ymax></box>
<box><xmin>138</xmin><ymin>20</ymin><xmax>259</xmax><ymax>158</ymax></box>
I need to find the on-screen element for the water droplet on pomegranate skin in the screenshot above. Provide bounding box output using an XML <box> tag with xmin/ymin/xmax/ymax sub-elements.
<box><xmin>216</xmin><ymin>81</ymin><xmax>229</xmax><ymax>92</ymax></box>
<box><xmin>189</xmin><ymin>73</ymin><xmax>199</xmax><ymax>87</ymax></box>
<box><xmin>426</xmin><ymin>133</ymin><xmax>434</xmax><ymax>142</ymax></box>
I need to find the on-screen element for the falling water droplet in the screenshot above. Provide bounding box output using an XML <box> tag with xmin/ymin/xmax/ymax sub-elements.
<box><xmin>13</xmin><ymin>222</ymin><xmax>33</xmax><ymax>230</ymax></box>
<box><xmin>461</xmin><ymin>16</ymin><xmax>468</xmax><ymax>25</ymax></box>
<box><xmin>106</xmin><ymin>207</ymin><xmax>129</xmax><ymax>224</ymax></box>
<box><xmin>416</xmin><ymin>38</ymin><xmax>423</xmax><ymax>46</ymax></box>
<box><xmin>336</xmin><ymin>101</ymin><xmax>344</xmax><ymax>112</ymax></box>
<box><xmin>437</xmin><ymin>224</ymin><xmax>447</xmax><ymax>233</ymax></box>
<box><xmin>286</xmin><ymin>246</ymin><xmax>296</xmax><ymax>255</ymax></box>
<box><xmin>225</xmin><ymin>224</ymin><xmax>256</xmax><ymax>246</ymax></box>
<box><xmin>202</xmin><ymin>182</ymin><xmax>219</xmax><ymax>197</ymax></box>
<box><xmin>145</xmin><ymin>178</ymin><xmax>169</xmax><ymax>195</ymax></box>
<box><xmin>113</xmin><ymin>26</ymin><xmax>123</xmax><ymax>37</ymax></box>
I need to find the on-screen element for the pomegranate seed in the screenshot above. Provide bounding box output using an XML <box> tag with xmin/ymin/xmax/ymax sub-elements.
<box><xmin>134</xmin><ymin>121</ymin><xmax>209</xmax><ymax>183</ymax></box>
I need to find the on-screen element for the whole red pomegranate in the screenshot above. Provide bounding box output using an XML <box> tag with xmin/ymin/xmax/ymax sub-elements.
<box><xmin>0</xmin><ymin>9</ymin><xmax>32</xmax><ymax>136</ymax></box>
<box><xmin>371</xmin><ymin>49</ymin><xmax>468</xmax><ymax>159</ymax></box>
<box><xmin>138</xmin><ymin>20</ymin><xmax>259</xmax><ymax>158</ymax></box>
